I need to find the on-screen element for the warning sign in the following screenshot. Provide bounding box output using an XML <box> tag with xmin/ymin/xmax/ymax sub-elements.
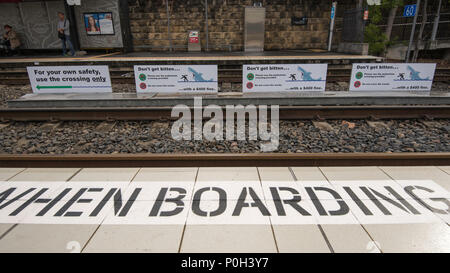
<box><xmin>0</xmin><ymin>180</ymin><xmax>448</xmax><ymax>225</ymax></box>
<box><xmin>243</xmin><ymin>64</ymin><xmax>327</xmax><ymax>92</ymax></box>
<box><xmin>134</xmin><ymin>65</ymin><xmax>218</xmax><ymax>93</ymax></box>
<box><xmin>27</xmin><ymin>66</ymin><xmax>112</xmax><ymax>93</ymax></box>
<box><xmin>189</xmin><ymin>31</ymin><xmax>199</xmax><ymax>44</ymax></box>
<box><xmin>350</xmin><ymin>63</ymin><xmax>436</xmax><ymax>91</ymax></box>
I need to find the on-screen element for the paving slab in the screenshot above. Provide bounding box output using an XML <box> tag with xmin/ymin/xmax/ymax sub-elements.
<box><xmin>122</xmin><ymin>181</ymin><xmax>196</xmax><ymax>201</ymax></box>
<box><xmin>326</xmin><ymin>179</ymin><xmax>410</xmax><ymax>201</ymax></box>
<box><xmin>69</xmin><ymin>168</ymin><xmax>140</xmax><ymax>182</ymax></box>
<box><xmin>438</xmin><ymin>166</ymin><xmax>450</xmax><ymax>175</ymax></box>
<box><xmin>180</xmin><ymin>225</ymin><xmax>277</xmax><ymax>253</ymax></box>
<box><xmin>291</xmin><ymin>167</ymin><xmax>386</xmax><ymax>253</ymax></box>
<box><xmin>9</xmin><ymin>168</ymin><xmax>80</xmax><ymax>182</ymax></box>
<box><xmin>259</xmin><ymin>167</ymin><xmax>329</xmax><ymax>253</ymax></box>
<box><xmin>380</xmin><ymin>166</ymin><xmax>450</xmax><ymax>192</ymax></box>
<box><xmin>83</xmin><ymin>168</ymin><xmax>198</xmax><ymax>253</ymax></box>
<box><xmin>193</xmin><ymin>181</ymin><xmax>263</xmax><ymax>201</ymax></box>
<box><xmin>260</xmin><ymin>180</ymin><xmax>303</xmax><ymax>205</ymax></box>
<box><xmin>321</xmin><ymin>224</ymin><xmax>380</xmax><ymax>253</ymax></box>
<box><xmin>83</xmin><ymin>225</ymin><xmax>184</xmax><ymax>253</ymax></box>
<box><xmin>0</xmin><ymin>224</ymin><xmax>98</xmax><ymax>253</ymax></box>
<box><xmin>0</xmin><ymin>168</ymin><xmax>25</xmax><ymax>181</ymax></box>
<box><xmin>362</xmin><ymin>223</ymin><xmax>450</xmax><ymax>253</ymax></box>
<box><xmin>272</xmin><ymin>225</ymin><xmax>330</xmax><ymax>253</ymax></box>
<box><xmin>258</xmin><ymin>167</ymin><xmax>294</xmax><ymax>181</ymax></box>
<box><xmin>0</xmin><ymin>224</ymin><xmax>14</xmax><ymax>237</ymax></box>
<box><xmin>319</xmin><ymin>167</ymin><xmax>391</xmax><ymax>181</ymax></box>
<box><xmin>197</xmin><ymin>167</ymin><xmax>259</xmax><ymax>182</ymax></box>
<box><xmin>133</xmin><ymin>167</ymin><xmax>198</xmax><ymax>182</ymax></box>
<box><xmin>182</xmin><ymin>166</ymin><xmax>276</xmax><ymax>253</ymax></box>
<box><xmin>290</xmin><ymin>167</ymin><xmax>327</xmax><ymax>181</ymax></box>
<box><xmin>432</xmin><ymin>202</ymin><xmax>450</xmax><ymax>224</ymax></box>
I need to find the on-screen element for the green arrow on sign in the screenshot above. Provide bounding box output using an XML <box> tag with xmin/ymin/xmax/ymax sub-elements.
<box><xmin>36</xmin><ymin>85</ymin><xmax>72</xmax><ymax>90</ymax></box>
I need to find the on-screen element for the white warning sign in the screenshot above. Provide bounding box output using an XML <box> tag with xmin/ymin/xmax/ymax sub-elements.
<box><xmin>350</xmin><ymin>63</ymin><xmax>436</xmax><ymax>91</ymax></box>
<box><xmin>134</xmin><ymin>65</ymin><xmax>218</xmax><ymax>93</ymax></box>
<box><xmin>243</xmin><ymin>64</ymin><xmax>327</xmax><ymax>92</ymax></box>
<box><xmin>27</xmin><ymin>66</ymin><xmax>112</xmax><ymax>93</ymax></box>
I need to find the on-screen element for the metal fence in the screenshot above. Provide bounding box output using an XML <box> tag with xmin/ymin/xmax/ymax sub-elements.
<box><xmin>341</xmin><ymin>8</ymin><xmax>365</xmax><ymax>43</ymax></box>
<box><xmin>380</xmin><ymin>13</ymin><xmax>450</xmax><ymax>42</ymax></box>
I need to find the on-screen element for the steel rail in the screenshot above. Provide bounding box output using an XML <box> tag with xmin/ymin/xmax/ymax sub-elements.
<box><xmin>0</xmin><ymin>153</ymin><xmax>449</xmax><ymax>168</ymax></box>
<box><xmin>0</xmin><ymin>105</ymin><xmax>450</xmax><ymax>121</ymax></box>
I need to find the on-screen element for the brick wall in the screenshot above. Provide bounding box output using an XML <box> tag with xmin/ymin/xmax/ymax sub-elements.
<box><xmin>128</xmin><ymin>0</ymin><xmax>333</xmax><ymax>51</ymax></box>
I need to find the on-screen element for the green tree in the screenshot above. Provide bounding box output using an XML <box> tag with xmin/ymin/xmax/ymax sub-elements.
<box><xmin>383</xmin><ymin>0</ymin><xmax>403</xmax><ymax>41</ymax></box>
<box><xmin>364</xmin><ymin>0</ymin><xmax>404</xmax><ymax>55</ymax></box>
<box><xmin>364</xmin><ymin>4</ymin><xmax>386</xmax><ymax>55</ymax></box>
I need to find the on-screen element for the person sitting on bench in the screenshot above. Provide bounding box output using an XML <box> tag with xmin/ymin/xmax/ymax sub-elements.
<box><xmin>1</xmin><ymin>25</ymin><xmax>21</xmax><ymax>56</ymax></box>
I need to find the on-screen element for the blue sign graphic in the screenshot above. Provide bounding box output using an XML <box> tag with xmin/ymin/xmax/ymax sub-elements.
<box><xmin>407</xmin><ymin>65</ymin><xmax>430</xmax><ymax>80</ymax></box>
<box><xmin>331</xmin><ymin>7</ymin><xmax>335</xmax><ymax>19</ymax></box>
<box><xmin>403</xmin><ymin>4</ymin><xmax>417</xmax><ymax>17</ymax></box>
<box><xmin>188</xmin><ymin>67</ymin><xmax>214</xmax><ymax>82</ymax></box>
<box><xmin>292</xmin><ymin>66</ymin><xmax>322</xmax><ymax>81</ymax></box>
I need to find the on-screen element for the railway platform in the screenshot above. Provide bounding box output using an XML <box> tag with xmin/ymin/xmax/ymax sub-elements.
<box><xmin>0</xmin><ymin>166</ymin><xmax>449</xmax><ymax>253</ymax></box>
<box><xmin>0</xmin><ymin>51</ymin><xmax>382</xmax><ymax>67</ymax></box>
<box><xmin>7</xmin><ymin>91</ymin><xmax>450</xmax><ymax>109</ymax></box>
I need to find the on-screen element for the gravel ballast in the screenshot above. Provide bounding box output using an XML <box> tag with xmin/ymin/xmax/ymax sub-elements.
<box><xmin>0</xmin><ymin>119</ymin><xmax>448</xmax><ymax>154</ymax></box>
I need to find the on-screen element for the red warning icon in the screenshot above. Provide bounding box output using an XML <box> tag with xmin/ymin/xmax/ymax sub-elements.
<box><xmin>354</xmin><ymin>81</ymin><xmax>361</xmax><ymax>88</ymax></box>
<box><xmin>140</xmin><ymin>82</ymin><xmax>147</xmax><ymax>90</ymax></box>
<box><xmin>246</xmin><ymin>82</ymin><xmax>254</xmax><ymax>89</ymax></box>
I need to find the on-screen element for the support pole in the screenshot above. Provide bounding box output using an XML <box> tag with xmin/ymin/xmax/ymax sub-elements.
<box><xmin>205</xmin><ymin>0</ymin><xmax>209</xmax><ymax>51</ymax></box>
<box><xmin>431</xmin><ymin>0</ymin><xmax>442</xmax><ymax>41</ymax></box>
<box><xmin>405</xmin><ymin>0</ymin><xmax>421</xmax><ymax>63</ymax></box>
<box><xmin>166</xmin><ymin>0</ymin><xmax>172</xmax><ymax>52</ymax></box>
<box><xmin>64</xmin><ymin>0</ymin><xmax>80</xmax><ymax>52</ymax></box>
<box><xmin>412</xmin><ymin>0</ymin><xmax>427</xmax><ymax>62</ymax></box>
<box><xmin>357</xmin><ymin>0</ymin><xmax>363</xmax><ymax>9</ymax></box>
<box><xmin>328</xmin><ymin>2</ymin><xmax>337</xmax><ymax>52</ymax></box>
<box><xmin>119</xmin><ymin>0</ymin><xmax>133</xmax><ymax>53</ymax></box>
<box><xmin>17</xmin><ymin>3</ymin><xmax>28</xmax><ymax>48</ymax></box>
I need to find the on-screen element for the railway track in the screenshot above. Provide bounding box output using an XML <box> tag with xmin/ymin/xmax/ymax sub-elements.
<box><xmin>1</xmin><ymin>66</ymin><xmax>449</xmax><ymax>85</ymax></box>
<box><xmin>0</xmin><ymin>153</ymin><xmax>449</xmax><ymax>167</ymax></box>
<box><xmin>0</xmin><ymin>65</ymin><xmax>449</xmax><ymax>169</ymax></box>
<box><xmin>1</xmin><ymin>105</ymin><xmax>450</xmax><ymax>121</ymax></box>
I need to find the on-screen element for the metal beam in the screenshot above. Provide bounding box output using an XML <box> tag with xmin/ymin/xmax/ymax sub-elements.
<box><xmin>205</xmin><ymin>0</ymin><xmax>209</xmax><ymax>51</ymax></box>
<box><xmin>431</xmin><ymin>0</ymin><xmax>442</xmax><ymax>41</ymax></box>
<box><xmin>166</xmin><ymin>0</ymin><xmax>172</xmax><ymax>51</ymax></box>
<box><xmin>328</xmin><ymin>2</ymin><xmax>337</xmax><ymax>51</ymax></box>
<box><xmin>405</xmin><ymin>0</ymin><xmax>421</xmax><ymax>63</ymax></box>
<box><xmin>1</xmin><ymin>153</ymin><xmax>449</xmax><ymax>168</ymax></box>
<box><xmin>64</xmin><ymin>0</ymin><xmax>80</xmax><ymax>51</ymax></box>
<box><xmin>119</xmin><ymin>0</ymin><xmax>133</xmax><ymax>52</ymax></box>
<box><xmin>1</xmin><ymin>106</ymin><xmax>450</xmax><ymax>121</ymax></box>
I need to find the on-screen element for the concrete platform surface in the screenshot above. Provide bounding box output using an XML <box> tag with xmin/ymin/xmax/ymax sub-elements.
<box><xmin>0</xmin><ymin>166</ymin><xmax>449</xmax><ymax>253</ymax></box>
<box><xmin>8</xmin><ymin>91</ymin><xmax>449</xmax><ymax>108</ymax></box>
<box><xmin>0</xmin><ymin>50</ymin><xmax>382</xmax><ymax>65</ymax></box>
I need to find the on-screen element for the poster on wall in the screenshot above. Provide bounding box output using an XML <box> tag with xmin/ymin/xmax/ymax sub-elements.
<box><xmin>98</xmin><ymin>13</ymin><xmax>114</xmax><ymax>35</ymax></box>
<box><xmin>134</xmin><ymin>65</ymin><xmax>218</xmax><ymax>93</ymax></box>
<box><xmin>243</xmin><ymin>64</ymin><xmax>328</xmax><ymax>92</ymax></box>
<box><xmin>83</xmin><ymin>12</ymin><xmax>114</xmax><ymax>35</ymax></box>
<box><xmin>349</xmin><ymin>63</ymin><xmax>436</xmax><ymax>91</ymax></box>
